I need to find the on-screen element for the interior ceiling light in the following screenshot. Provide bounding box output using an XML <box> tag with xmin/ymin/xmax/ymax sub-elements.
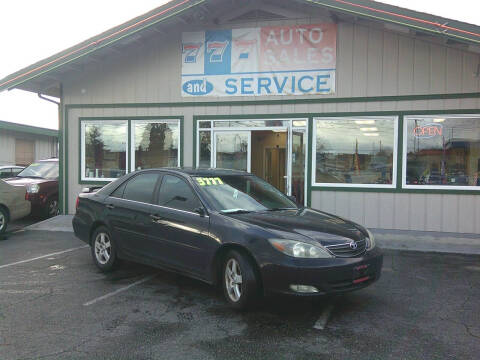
<box><xmin>363</xmin><ymin>133</ymin><xmax>379</xmax><ymax>136</ymax></box>
<box><xmin>355</xmin><ymin>120</ymin><xmax>375</xmax><ymax>125</ymax></box>
<box><xmin>360</xmin><ymin>127</ymin><xmax>378</xmax><ymax>131</ymax></box>
<box><xmin>433</xmin><ymin>118</ymin><xmax>445</xmax><ymax>122</ymax></box>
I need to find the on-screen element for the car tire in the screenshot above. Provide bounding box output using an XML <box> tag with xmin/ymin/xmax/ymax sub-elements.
<box><xmin>91</xmin><ymin>226</ymin><xmax>119</xmax><ymax>272</ymax></box>
<box><xmin>222</xmin><ymin>250</ymin><xmax>260</xmax><ymax>310</ymax></box>
<box><xmin>44</xmin><ymin>197</ymin><xmax>59</xmax><ymax>219</ymax></box>
<box><xmin>0</xmin><ymin>207</ymin><xmax>8</xmax><ymax>235</ymax></box>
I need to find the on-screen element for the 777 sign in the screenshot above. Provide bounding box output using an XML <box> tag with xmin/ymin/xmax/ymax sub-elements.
<box><xmin>182</xmin><ymin>42</ymin><xmax>202</xmax><ymax>63</ymax></box>
<box><xmin>206</xmin><ymin>40</ymin><xmax>229</xmax><ymax>62</ymax></box>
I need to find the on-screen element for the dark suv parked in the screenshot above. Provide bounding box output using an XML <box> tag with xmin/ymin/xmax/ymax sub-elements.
<box><xmin>6</xmin><ymin>158</ymin><xmax>59</xmax><ymax>218</ymax></box>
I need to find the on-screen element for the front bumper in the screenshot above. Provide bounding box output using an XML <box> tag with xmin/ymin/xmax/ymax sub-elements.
<box><xmin>261</xmin><ymin>248</ymin><xmax>383</xmax><ymax>296</ymax></box>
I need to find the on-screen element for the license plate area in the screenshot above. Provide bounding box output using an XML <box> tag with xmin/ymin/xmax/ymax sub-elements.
<box><xmin>353</xmin><ymin>263</ymin><xmax>371</xmax><ymax>283</ymax></box>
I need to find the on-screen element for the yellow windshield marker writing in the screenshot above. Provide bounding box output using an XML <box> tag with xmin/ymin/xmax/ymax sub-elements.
<box><xmin>196</xmin><ymin>177</ymin><xmax>224</xmax><ymax>186</ymax></box>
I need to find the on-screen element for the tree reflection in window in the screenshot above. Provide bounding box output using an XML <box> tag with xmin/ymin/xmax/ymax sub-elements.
<box><xmin>84</xmin><ymin>122</ymin><xmax>127</xmax><ymax>179</ymax></box>
<box><xmin>134</xmin><ymin>122</ymin><xmax>179</xmax><ymax>170</ymax></box>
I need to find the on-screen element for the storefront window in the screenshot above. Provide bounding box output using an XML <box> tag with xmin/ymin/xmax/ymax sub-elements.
<box><xmin>313</xmin><ymin>117</ymin><xmax>397</xmax><ymax>187</ymax></box>
<box><xmin>404</xmin><ymin>115</ymin><xmax>480</xmax><ymax>188</ymax></box>
<box><xmin>83</xmin><ymin>121</ymin><xmax>128</xmax><ymax>180</ymax></box>
<box><xmin>132</xmin><ymin>121</ymin><xmax>179</xmax><ymax>170</ymax></box>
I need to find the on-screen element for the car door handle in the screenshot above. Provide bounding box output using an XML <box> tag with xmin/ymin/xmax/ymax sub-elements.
<box><xmin>150</xmin><ymin>214</ymin><xmax>163</xmax><ymax>222</ymax></box>
<box><xmin>105</xmin><ymin>204</ymin><xmax>115</xmax><ymax>210</ymax></box>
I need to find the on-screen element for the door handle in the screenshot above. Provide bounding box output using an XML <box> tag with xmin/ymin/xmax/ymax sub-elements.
<box><xmin>150</xmin><ymin>214</ymin><xmax>163</xmax><ymax>222</ymax></box>
<box><xmin>105</xmin><ymin>204</ymin><xmax>115</xmax><ymax>210</ymax></box>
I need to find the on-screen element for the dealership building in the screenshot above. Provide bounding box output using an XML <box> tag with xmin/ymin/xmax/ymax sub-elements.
<box><xmin>1</xmin><ymin>0</ymin><xmax>479</xmax><ymax>235</ymax></box>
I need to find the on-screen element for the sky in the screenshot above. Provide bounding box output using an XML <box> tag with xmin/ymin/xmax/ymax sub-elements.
<box><xmin>0</xmin><ymin>0</ymin><xmax>479</xmax><ymax>130</ymax></box>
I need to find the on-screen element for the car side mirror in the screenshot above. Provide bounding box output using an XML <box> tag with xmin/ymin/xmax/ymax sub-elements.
<box><xmin>288</xmin><ymin>195</ymin><xmax>297</xmax><ymax>204</ymax></box>
<box><xmin>194</xmin><ymin>207</ymin><xmax>207</xmax><ymax>217</ymax></box>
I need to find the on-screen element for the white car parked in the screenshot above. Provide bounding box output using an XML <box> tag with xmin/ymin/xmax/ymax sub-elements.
<box><xmin>0</xmin><ymin>179</ymin><xmax>31</xmax><ymax>234</ymax></box>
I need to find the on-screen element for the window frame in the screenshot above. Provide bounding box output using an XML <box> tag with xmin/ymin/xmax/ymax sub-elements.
<box><xmin>80</xmin><ymin>120</ymin><xmax>129</xmax><ymax>182</ymax></box>
<box><xmin>402</xmin><ymin>114</ymin><xmax>480</xmax><ymax>191</ymax></box>
<box><xmin>312</xmin><ymin>116</ymin><xmax>399</xmax><ymax>189</ymax></box>
<box><xmin>130</xmin><ymin>119</ymin><xmax>181</xmax><ymax>171</ymax></box>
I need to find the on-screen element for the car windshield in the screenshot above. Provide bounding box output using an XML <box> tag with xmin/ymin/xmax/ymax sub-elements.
<box><xmin>17</xmin><ymin>161</ymin><xmax>58</xmax><ymax>180</ymax></box>
<box><xmin>193</xmin><ymin>175</ymin><xmax>297</xmax><ymax>213</ymax></box>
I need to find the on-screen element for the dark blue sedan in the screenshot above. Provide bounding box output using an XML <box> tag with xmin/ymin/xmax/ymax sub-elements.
<box><xmin>73</xmin><ymin>168</ymin><xmax>382</xmax><ymax>309</ymax></box>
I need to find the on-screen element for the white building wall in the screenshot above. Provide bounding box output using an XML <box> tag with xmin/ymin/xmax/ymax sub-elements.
<box><xmin>62</xmin><ymin>14</ymin><xmax>480</xmax><ymax>233</ymax></box>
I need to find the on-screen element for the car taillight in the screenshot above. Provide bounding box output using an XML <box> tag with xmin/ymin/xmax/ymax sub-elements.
<box><xmin>76</xmin><ymin>196</ymin><xmax>80</xmax><ymax>210</ymax></box>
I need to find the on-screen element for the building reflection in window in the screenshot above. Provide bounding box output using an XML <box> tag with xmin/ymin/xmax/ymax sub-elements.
<box><xmin>315</xmin><ymin>117</ymin><xmax>396</xmax><ymax>185</ymax></box>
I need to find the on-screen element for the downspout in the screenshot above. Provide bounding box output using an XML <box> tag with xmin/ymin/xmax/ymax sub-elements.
<box><xmin>37</xmin><ymin>88</ymin><xmax>64</xmax><ymax>214</ymax></box>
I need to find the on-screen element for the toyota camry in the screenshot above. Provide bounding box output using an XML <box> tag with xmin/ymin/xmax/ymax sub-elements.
<box><xmin>73</xmin><ymin>168</ymin><xmax>382</xmax><ymax>309</ymax></box>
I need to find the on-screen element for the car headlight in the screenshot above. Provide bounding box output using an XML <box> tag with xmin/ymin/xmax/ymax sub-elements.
<box><xmin>27</xmin><ymin>184</ymin><xmax>40</xmax><ymax>194</ymax></box>
<box><xmin>366</xmin><ymin>229</ymin><xmax>376</xmax><ymax>251</ymax></box>
<box><xmin>268</xmin><ymin>239</ymin><xmax>333</xmax><ymax>258</ymax></box>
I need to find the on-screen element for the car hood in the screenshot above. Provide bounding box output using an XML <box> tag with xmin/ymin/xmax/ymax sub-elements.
<box><xmin>4</xmin><ymin>177</ymin><xmax>55</xmax><ymax>186</ymax></box>
<box><xmin>226</xmin><ymin>208</ymin><xmax>367</xmax><ymax>246</ymax></box>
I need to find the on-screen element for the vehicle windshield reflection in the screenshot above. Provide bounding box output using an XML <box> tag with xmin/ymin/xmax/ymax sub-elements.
<box><xmin>17</xmin><ymin>161</ymin><xmax>58</xmax><ymax>180</ymax></box>
<box><xmin>194</xmin><ymin>175</ymin><xmax>297</xmax><ymax>213</ymax></box>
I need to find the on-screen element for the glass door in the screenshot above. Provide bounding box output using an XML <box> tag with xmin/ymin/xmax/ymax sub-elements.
<box><xmin>291</xmin><ymin>129</ymin><xmax>306</xmax><ymax>206</ymax></box>
<box><xmin>213</xmin><ymin>131</ymin><xmax>251</xmax><ymax>172</ymax></box>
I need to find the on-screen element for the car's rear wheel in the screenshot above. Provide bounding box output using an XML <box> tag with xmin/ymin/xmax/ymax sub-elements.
<box><xmin>0</xmin><ymin>207</ymin><xmax>8</xmax><ymax>235</ymax></box>
<box><xmin>222</xmin><ymin>250</ymin><xmax>260</xmax><ymax>310</ymax></box>
<box><xmin>91</xmin><ymin>226</ymin><xmax>118</xmax><ymax>272</ymax></box>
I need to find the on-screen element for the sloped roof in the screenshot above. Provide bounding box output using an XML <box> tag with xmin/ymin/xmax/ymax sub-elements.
<box><xmin>1</xmin><ymin>0</ymin><xmax>479</xmax><ymax>95</ymax></box>
<box><xmin>0</xmin><ymin>120</ymin><xmax>58</xmax><ymax>137</ymax></box>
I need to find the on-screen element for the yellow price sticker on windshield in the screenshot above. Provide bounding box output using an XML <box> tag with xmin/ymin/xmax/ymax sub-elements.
<box><xmin>196</xmin><ymin>177</ymin><xmax>224</xmax><ymax>186</ymax></box>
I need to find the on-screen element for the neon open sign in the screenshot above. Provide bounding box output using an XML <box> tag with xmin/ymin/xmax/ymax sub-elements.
<box><xmin>413</xmin><ymin>123</ymin><xmax>443</xmax><ymax>138</ymax></box>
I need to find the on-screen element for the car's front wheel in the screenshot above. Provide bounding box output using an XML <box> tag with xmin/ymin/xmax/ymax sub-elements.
<box><xmin>91</xmin><ymin>226</ymin><xmax>119</xmax><ymax>272</ymax></box>
<box><xmin>0</xmin><ymin>207</ymin><xmax>8</xmax><ymax>235</ymax></box>
<box><xmin>222</xmin><ymin>250</ymin><xmax>260</xmax><ymax>310</ymax></box>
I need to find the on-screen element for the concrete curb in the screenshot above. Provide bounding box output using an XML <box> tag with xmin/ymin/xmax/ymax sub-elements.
<box><xmin>373</xmin><ymin>229</ymin><xmax>480</xmax><ymax>255</ymax></box>
<box><xmin>24</xmin><ymin>215</ymin><xmax>74</xmax><ymax>233</ymax></box>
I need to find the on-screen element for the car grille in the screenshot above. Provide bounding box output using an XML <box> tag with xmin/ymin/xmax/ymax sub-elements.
<box><xmin>325</xmin><ymin>239</ymin><xmax>367</xmax><ymax>257</ymax></box>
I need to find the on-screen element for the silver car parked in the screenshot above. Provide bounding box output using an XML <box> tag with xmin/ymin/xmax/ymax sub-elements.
<box><xmin>0</xmin><ymin>179</ymin><xmax>31</xmax><ymax>234</ymax></box>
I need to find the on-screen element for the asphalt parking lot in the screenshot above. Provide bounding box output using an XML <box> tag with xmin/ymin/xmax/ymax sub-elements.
<box><xmin>1</xmin><ymin>229</ymin><xmax>479</xmax><ymax>360</ymax></box>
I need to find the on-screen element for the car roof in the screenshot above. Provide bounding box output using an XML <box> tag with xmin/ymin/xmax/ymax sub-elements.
<box><xmin>142</xmin><ymin>167</ymin><xmax>250</xmax><ymax>177</ymax></box>
<box><xmin>0</xmin><ymin>165</ymin><xmax>24</xmax><ymax>169</ymax></box>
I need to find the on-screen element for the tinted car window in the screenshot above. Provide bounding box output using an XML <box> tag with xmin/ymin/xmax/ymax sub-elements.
<box><xmin>157</xmin><ymin>175</ymin><xmax>200</xmax><ymax>212</ymax></box>
<box><xmin>0</xmin><ymin>169</ymin><xmax>11</xmax><ymax>178</ymax></box>
<box><xmin>122</xmin><ymin>173</ymin><xmax>160</xmax><ymax>204</ymax></box>
<box><xmin>11</xmin><ymin>168</ymin><xmax>22</xmax><ymax>176</ymax></box>
<box><xmin>110</xmin><ymin>182</ymin><xmax>127</xmax><ymax>198</ymax></box>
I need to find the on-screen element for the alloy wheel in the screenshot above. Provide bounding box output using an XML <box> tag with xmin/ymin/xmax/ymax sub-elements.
<box><xmin>94</xmin><ymin>232</ymin><xmax>111</xmax><ymax>265</ymax></box>
<box><xmin>0</xmin><ymin>213</ymin><xmax>5</xmax><ymax>231</ymax></box>
<box><xmin>48</xmin><ymin>200</ymin><xmax>59</xmax><ymax>217</ymax></box>
<box><xmin>225</xmin><ymin>258</ymin><xmax>243</xmax><ymax>302</ymax></box>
